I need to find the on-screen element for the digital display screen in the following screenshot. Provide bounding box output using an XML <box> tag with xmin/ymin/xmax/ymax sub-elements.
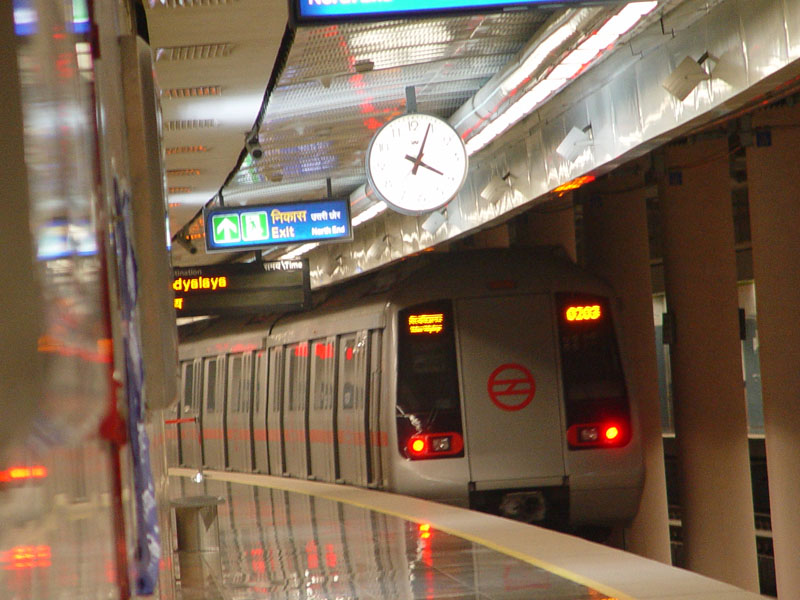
<box><xmin>204</xmin><ymin>198</ymin><xmax>352</xmax><ymax>253</ymax></box>
<box><xmin>564</xmin><ymin>304</ymin><xmax>602</xmax><ymax>322</ymax></box>
<box><xmin>172</xmin><ymin>260</ymin><xmax>310</xmax><ymax>317</ymax></box>
<box><xmin>408</xmin><ymin>313</ymin><xmax>444</xmax><ymax>334</ymax></box>
<box><xmin>292</xmin><ymin>0</ymin><xmax>619</xmax><ymax>23</ymax></box>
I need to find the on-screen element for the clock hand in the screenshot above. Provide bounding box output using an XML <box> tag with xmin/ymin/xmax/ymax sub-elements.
<box><xmin>404</xmin><ymin>154</ymin><xmax>444</xmax><ymax>175</ymax></box>
<box><xmin>411</xmin><ymin>123</ymin><xmax>431</xmax><ymax>175</ymax></box>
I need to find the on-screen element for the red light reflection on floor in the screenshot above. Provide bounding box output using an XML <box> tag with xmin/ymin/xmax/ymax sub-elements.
<box><xmin>1</xmin><ymin>545</ymin><xmax>52</xmax><ymax>570</ymax></box>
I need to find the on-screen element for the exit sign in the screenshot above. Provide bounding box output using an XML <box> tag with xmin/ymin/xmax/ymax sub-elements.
<box><xmin>204</xmin><ymin>198</ymin><xmax>352</xmax><ymax>253</ymax></box>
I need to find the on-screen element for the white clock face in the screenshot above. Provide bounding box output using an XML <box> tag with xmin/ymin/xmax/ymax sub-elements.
<box><xmin>366</xmin><ymin>113</ymin><xmax>468</xmax><ymax>215</ymax></box>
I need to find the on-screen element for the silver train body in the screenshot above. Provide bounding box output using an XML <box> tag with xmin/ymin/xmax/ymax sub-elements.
<box><xmin>175</xmin><ymin>249</ymin><xmax>644</xmax><ymax>527</ymax></box>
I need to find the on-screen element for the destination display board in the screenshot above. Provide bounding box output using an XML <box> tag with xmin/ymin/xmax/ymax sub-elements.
<box><xmin>204</xmin><ymin>198</ymin><xmax>352</xmax><ymax>253</ymax></box>
<box><xmin>172</xmin><ymin>260</ymin><xmax>310</xmax><ymax>317</ymax></box>
<box><xmin>291</xmin><ymin>0</ymin><xmax>619</xmax><ymax>24</ymax></box>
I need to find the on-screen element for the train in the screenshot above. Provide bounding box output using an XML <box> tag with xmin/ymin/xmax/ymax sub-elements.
<box><xmin>174</xmin><ymin>248</ymin><xmax>645</xmax><ymax>528</ymax></box>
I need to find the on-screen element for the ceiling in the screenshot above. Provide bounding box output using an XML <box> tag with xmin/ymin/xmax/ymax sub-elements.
<box><xmin>144</xmin><ymin>0</ymin><xmax>666</xmax><ymax>268</ymax></box>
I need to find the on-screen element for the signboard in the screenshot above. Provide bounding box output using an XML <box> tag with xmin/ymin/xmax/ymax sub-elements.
<box><xmin>291</xmin><ymin>0</ymin><xmax>620</xmax><ymax>24</ymax></box>
<box><xmin>172</xmin><ymin>260</ymin><xmax>310</xmax><ymax>317</ymax></box>
<box><xmin>204</xmin><ymin>198</ymin><xmax>352</xmax><ymax>253</ymax></box>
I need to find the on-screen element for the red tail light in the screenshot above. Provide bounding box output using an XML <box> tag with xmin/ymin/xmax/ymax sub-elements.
<box><xmin>567</xmin><ymin>422</ymin><xmax>629</xmax><ymax>448</ymax></box>
<box><xmin>406</xmin><ymin>432</ymin><xmax>463</xmax><ymax>459</ymax></box>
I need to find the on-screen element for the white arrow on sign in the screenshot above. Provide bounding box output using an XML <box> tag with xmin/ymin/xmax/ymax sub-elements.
<box><xmin>215</xmin><ymin>217</ymin><xmax>239</xmax><ymax>242</ymax></box>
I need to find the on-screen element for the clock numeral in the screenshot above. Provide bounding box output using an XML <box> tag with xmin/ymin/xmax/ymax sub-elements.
<box><xmin>407</xmin><ymin>119</ymin><xmax>419</xmax><ymax>132</ymax></box>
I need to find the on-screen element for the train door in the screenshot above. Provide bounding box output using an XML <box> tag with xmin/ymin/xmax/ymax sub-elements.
<box><xmin>267</xmin><ymin>346</ymin><xmax>284</xmax><ymax>475</ymax></box>
<box><xmin>308</xmin><ymin>337</ymin><xmax>336</xmax><ymax>482</ymax></box>
<box><xmin>368</xmin><ymin>329</ymin><xmax>383</xmax><ymax>487</ymax></box>
<box><xmin>202</xmin><ymin>355</ymin><xmax>227</xmax><ymax>469</ymax></box>
<box><xmin>455</xmin><ymin>295</ymin><xmax>565</xmax><ymax>486</ymax></box>
<box><xmin>283</xmin><ymin>342</ymin><xmax>309</xmax><ymax>478</ymax></box>
<box><xmin>252</xmin><ymin>350</ymin><xmax>269</xmax><ymax>473</ymax></box>
<box><xmin>226</xmin><ymin>352</ymin><xmax>253</xmax><ymax>472</ymax></box>
<box><xmin>179</xmin><ymin>358</ymin><xmax>203</xmax><ymax>467</ymax></box>
<box><xmin>336</xmin><ymin>332</ymin><xmax>370</xmax><ymax>486</ymax></box>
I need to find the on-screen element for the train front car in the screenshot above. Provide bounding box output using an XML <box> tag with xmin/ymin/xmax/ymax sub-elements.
<box><xmin>385</xmin><ymin>249</ymin><xmax>644</xmax><ymax>530</ymax></box>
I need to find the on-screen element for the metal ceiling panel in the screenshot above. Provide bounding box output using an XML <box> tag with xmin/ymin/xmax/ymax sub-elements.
<box><xmin>223</xmin><ymin>9</ymin><xmax>554</xmax><ymax>203</ymax></box>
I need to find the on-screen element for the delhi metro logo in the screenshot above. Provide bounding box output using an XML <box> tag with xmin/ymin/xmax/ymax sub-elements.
<box><xmin>487</xmin><ymin>363</ymin><xmax>536</xmax><ymax>411</ymax></box>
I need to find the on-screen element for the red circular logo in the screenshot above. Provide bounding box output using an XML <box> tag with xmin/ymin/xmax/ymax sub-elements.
<box><xmin>487</xmin><ymin>363</ymin><xmax>536</xmax><ymax>411</ymax></box>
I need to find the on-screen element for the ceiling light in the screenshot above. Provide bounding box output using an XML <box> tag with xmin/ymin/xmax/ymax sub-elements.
<box><xmin>421</xmin><ymin>210</ymin><xmax>447</xmax><ymax>234</ymax></box>
<box><xmin>462</xmin><ymin>2</ymin><xmax>658</xmax><ymax>156</ymax></box>
<box><xmin>281</xmin><ymin>242</ymin><xmax>319</xmax><ymax>260</ymax></box>
<box><xmin>662</xmin><ymin>55</ymin><xmax>711</xmax><ymax>101</ymax></box>
<box><xmin>351</xmin><ymin>201</ymin><xmax>388</xmax><ymax>227</ymax></box>
<box><xmin>556</xmin><ymin>125</ymin><xmax>593</xmax><ymax>162</ymax></box>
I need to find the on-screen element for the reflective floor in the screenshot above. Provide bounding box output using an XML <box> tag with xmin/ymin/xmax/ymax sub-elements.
<box><xmin>171</xmin><ymin>477</ymin><xmax>613</xmax><ymax>600</ymax></box>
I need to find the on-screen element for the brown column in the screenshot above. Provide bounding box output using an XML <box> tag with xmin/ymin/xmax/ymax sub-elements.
<box><xmin>515</xmin><ymin>193</ymin><xmax>576</xmax><ymax>261</ymax></box>
<box><xmin>581</xmin><ymin>160</ymin><xmax>672</xmax><ymax>563</ymax></box>
<box><xmin>746</xmin><ymin>105</ymin><xmax>800</xmax><ymax>599</ymax></box>
<box><xmin>658</xmin><ymin>138</ymin><xmax>759</xmax><ymax>591</ymax></box>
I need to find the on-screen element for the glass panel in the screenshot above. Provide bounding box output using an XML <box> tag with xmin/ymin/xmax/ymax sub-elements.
<box><xmin>229</xmin><ymin>355</ymin><xmax>243</xmax><ymax>412</ymax></box>
<box><xmin>183</xmin><ymin>362</ymin><xmax>194</xmax><ymax>408</ymax></box>
<box><xmin>339</xmin><ymin>336</ymin><xmax>356</xmax><ymax>411</ymax></box>
<box><xmin>206</xmin><ymin>359</ymin><xmax>217</xmax><ymax>411</ymax></box>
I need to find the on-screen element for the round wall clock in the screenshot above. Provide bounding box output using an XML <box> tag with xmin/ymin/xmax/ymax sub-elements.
<box><xmin>365</xmin><ymin>113</ymin><xmax>468</xmax><ymax>215</ymax></box>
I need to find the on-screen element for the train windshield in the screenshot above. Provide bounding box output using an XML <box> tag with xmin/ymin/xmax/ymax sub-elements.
<box><xmin>556</xmin><ymin>293</ymin><xmax>631</xmax><ymax>447</ymax></box>
<box><xmin>396</xmin><ymin>300</ymin><xmax>464</xmax><ymax>457</ymax></box>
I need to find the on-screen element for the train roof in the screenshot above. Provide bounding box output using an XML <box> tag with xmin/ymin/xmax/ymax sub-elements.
<box><xmin>178</xmin><ymin>247</ymin><xmax>612</xmax><ymax>355</ymax></box>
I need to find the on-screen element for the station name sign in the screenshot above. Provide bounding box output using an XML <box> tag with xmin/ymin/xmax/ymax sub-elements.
<box><xmin>173</xmin><ymin>260</ymin><xmax>310</xmax><ymax>317</ymax></box>
<box><xmin>204</xmin><ymin>198</ymin><xmax>352</xmax><ymax>253</ymax></box>
<box><xmin>291</xmin><ymin>0</ymin><xmax>618</xmax><ymax>23</ymax></box>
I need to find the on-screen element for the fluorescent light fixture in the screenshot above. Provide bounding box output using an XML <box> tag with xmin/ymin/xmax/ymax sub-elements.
<box><xmin>281</xmin><ymin>242</ymin><xmax>319</xmax><ymax>259</ymax></box>
<box><xmin>464</xmin><ymin>1</ymin><xmax>658</xmax><ymax>156</ymax></box>
<box><xmin>663</xmin><ymin>55</ymin><xmax>711</xmax><ymax>101</ymax></box>
<box><xmin>556</xmin><ymin>125</ymin><xmax>593</xmax><ymax>162</ymax></box>
<box><xmin>421</xmin><ymin>210</ymin><xmax>447</xmax><ymax>234</ymax></box>
<box><xmin>352</xmin><ymin>201</ymin><xmax>388</xmax><ymax>227</ymax></box>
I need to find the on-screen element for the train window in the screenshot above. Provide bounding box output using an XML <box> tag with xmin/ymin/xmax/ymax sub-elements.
<box><xmin>229</xmin><ymin>355</ymin><xmax>243</xmax><ymax>412</ymax></box>
<box><xmin>205</xmin><ymin>358</ymin><xmax>217</xmax><ymax>411</ymax></box>
<box><xmin>254</xmin><ymin>351</ymin><xmax>267</xmax><ymax>414</ymax></box>
<box><xmin>396</xmin><ymin>301</ymin><xmax>464</xmax><ymax>458</ymax></box>
<box><xmin>182</xmin><ymin>362</ymin><xmax>194</xmax><ymax>409</ymax></box>
<box><xmin>340</xmin><ymin>336</ymin><xmax>356</xmax><ymax>410</ymax></box>
<box><xmin>556</xmin><ymin>294</ymin><xmax>631</xmax><ymax>448</ymax></box>
<box><xmin>286</xmin><ymin>342</ymin><xmax>308</xmax><ymax>412</ymax></box>
<box><xmin>311</xmin><ymin>338</ymin><xmax>335</xmax><ymax>410</ymax></box>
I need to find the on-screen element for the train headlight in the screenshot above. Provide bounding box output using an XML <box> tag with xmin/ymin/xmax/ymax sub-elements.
<box><xmin>411</xmin><ymin>438</ymin><xmax>426</xmax><ymax>454</ymax></box>
<box><xmin>406</xmin><ymin>432</ymin><xmax>464</xmax><ymax>459</ymax></box>
<box><xmin>567</xmin><ymin>422</ymin><xmax>628</xmax><ymax>449</ymax></box>
<box><xmin>431</xmin><ymin>436</ymin><xmax>451</xmax><ymax>452</ymax></box>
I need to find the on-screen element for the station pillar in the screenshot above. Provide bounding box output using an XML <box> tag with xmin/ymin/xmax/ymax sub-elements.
<box><xmin>581</xmin><ymin>160</ymin><xmax>672</xmax><ymax>564</ymax></box>
<box><xmin>514</xmin><ymin>193</ymin><xmax>576</xmax><ymax>261</ymax></box>
<box><xmin>746</xmin><ymin>105</ymin><xmax>800</xmax><ymax>599</ymax></box>
<box><xmin>658</xmin><ymin>139</ymin><xmax>759</xmax><ymax>592</ymax></box>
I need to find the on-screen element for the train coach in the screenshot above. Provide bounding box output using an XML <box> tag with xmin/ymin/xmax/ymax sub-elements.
<box><xmin>174</xmin><ymin>248</ymin><xmax>644</xmax><ymax>528</ymax></box>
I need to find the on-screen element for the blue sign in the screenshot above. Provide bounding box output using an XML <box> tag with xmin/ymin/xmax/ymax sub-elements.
<box><xmin>292</xmin><ymin>0</ymin><xmax>617</xmax><ymax>23</ymax></box>
<box><xmin>204</xmin><ymin>198</ymin><xmax>352</xmax><ymax>252</ymax></box>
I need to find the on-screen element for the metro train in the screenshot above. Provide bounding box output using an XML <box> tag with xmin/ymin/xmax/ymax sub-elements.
<box><xmin>174</xmin><ymin>248</ymin><xmax>645</xmax><ymax>528</ymax></box>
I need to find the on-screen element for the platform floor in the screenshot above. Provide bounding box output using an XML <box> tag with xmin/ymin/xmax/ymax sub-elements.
<box><xmin>172</xmin><ymin>475</ymin><xmax>611</xmax><ymax>600</ymax></box>
<box><xmin>170</xmin><ymin>470</ymin><xmax>766</xmax><ymax>600</ymax></box>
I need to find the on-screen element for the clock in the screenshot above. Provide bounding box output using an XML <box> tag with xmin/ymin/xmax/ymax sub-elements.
<box><xmin>365</xmin><ymin>113</ymin><xmax>468</xmax><ymax>215</ymax></box>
